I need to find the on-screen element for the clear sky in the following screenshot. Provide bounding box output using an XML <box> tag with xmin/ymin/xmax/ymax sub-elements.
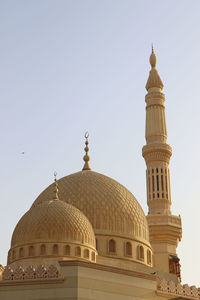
<box><xmin>1</xmin><ymin>0</ymin><xmax>200</xmax><ymax>286</ymax></box>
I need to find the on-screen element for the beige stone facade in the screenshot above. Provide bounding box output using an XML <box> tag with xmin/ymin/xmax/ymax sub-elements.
<box><xmin>0</xmin><ymin>49</ymin><xmax>197</xmax><ymax>299</ymax></box>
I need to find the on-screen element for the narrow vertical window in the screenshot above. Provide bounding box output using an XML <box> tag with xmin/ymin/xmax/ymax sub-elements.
<box><xmin>84</xmin><ymin>249</ymin><xmax>89</xmax><ymax>258</ymax></box>
<box><xmin>29</xmin><ymin>246</ymin><xmax>34</xmax><ymax>256</ymax></box>
<box><xmin>91</xmin><ymin>252</ymin><xmax>95</xmax><ymax>261</ymax></box>
<box><xmin>137</xmin><ymin>245</ymin><xmax>144</xmax><ymax>260</ymax></box>
<box><xmin>140</xmin><ymin>246</ymin><xmax>144</xmax><ymax>260</ymax></box>
<box><xmin>109</xmin><ymin>239</ymin><xmax>116</xmax><ymax>253</ymax></box>
<box><xmin>156</xmin><ymin>175</ymin><xmax>159</xmax><ymax>191</ymax></box>
<box><xmin>96</xmin><ymin>239</ymin><xmax>98</xmax><ymax>250</ymax></box>
<box><xmin>19</xmin><ymin>247</ymin><xmax>24</xmax><ymax>258</ymax></box>
<box><xmin>125</xmin><ymin>242</ymin><xmax>132</xmax><ymax>256</ymax></box>
<box><xmin>75</xmin><ymin>246</ymin><xmax>81</xmax><ymax>257</ymax></box>
<box><xmin>53</xmin><ymin>244</ymin><xmax>58</xmax><ymax>255</ymax></box>
<box><xmin>148</xmin><ymin>177</ymin><xmax>151</xmax><ymax>193</ymax></box>
<box><xmin>65</xmin><ymin>245</ymin><xmax>70</xmax><ymax>255</ymax></box>
<box><xmin>40</xmin><ymin>244</ymin><xmax>46</xmax><ymax>255</ymax></box>
<box><xmin>152</xmin><ymin>176</ymin><xmax>155</xmax><ymax>192</ymax></box>
<box><xmin>147</xmin><ymin>250</ymin><xmax>152</xmax><ymax>265</ymax></box>
<box><xmin>161</xmin><ymin>175</ymin><xmax>164</xmax><ymax>191</ymax></box>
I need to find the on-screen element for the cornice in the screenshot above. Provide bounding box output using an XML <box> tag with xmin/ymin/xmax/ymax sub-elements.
<box><xmin>59</xmin><ymin>260</ymin><xmax>157</xmax><ymax>281</ymax></box>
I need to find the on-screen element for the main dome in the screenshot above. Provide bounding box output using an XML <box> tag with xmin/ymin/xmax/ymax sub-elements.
<box><xmin>33</xmin><ymin>170</ymin><xmax>150</xmax><ymax>246</ymax></box>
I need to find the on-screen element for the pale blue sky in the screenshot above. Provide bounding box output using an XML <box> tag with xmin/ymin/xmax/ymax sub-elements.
<box><xmin>1</xmin><ymin>0</ymin><xmax>200</xmax><ymax>285</ymax></box>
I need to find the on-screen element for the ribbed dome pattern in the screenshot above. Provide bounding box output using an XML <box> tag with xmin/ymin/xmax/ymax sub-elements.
<box><xmin>11</xmin><ymin>200</ymin><xmax>95</xmax><ymax>248</ymax></box>
<box><xmin>33</xmin><ymin>171</ymin><xmax>150</xmax><ymax>244</ymax></box>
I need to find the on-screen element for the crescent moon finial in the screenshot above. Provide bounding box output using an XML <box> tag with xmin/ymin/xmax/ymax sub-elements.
<box><xmin>85</xmin><ymin>131</ymin><xmax>89</xmax><ymax>139</ymax></box>
<box><xmin>82</xmin><ymin>132</ymin><xmax>91</xmax><ymax>171</ymax></box>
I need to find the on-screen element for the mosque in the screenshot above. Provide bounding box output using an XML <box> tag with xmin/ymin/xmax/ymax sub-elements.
<box><xmin>0</xmin><ymin>49</ymin><xmax>198</xmax><ymax>299</ymax></box>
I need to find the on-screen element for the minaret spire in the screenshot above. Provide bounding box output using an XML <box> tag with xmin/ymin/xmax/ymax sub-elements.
<box><xmin>145</xmin><ymin>47</ymin><xmax>163</xmax><ymax>92</ymax></box>
<box><xmin>82</xmin><ymin>132</ymin><xmax>91</xmax><ymax>171</ymax></box>
<box><xmin>142</xmin><ymin>48</ymin><xmax>182</xmax><ymax>280</ymax></box>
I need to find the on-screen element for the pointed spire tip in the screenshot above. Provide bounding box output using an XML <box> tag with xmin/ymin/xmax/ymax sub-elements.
<box><xmin>150</xmin><ymin>45</ymin><xmax>156</xmax><ymax>68</ymax></box>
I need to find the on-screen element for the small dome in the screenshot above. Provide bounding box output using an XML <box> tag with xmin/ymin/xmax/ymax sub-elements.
<box><xmin>8</xmin><ymin>199</ymin><xmax>96</xmax><ymax>265</ymax></box>
<box><xmin>33</xmin><ymin>171</ymin><xmax>150</xmax><ymax>246</ymax></box>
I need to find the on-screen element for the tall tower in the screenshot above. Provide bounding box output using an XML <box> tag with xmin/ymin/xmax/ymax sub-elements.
<box><xmin>142</xmin><ymin>48</ymin><xmax>182</xmax><ymax>279</ymax></box>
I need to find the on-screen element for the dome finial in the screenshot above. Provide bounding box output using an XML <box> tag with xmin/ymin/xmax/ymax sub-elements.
<box><xmin>82</xmin><ymin>132</ymin><xmax>91</xmax><ymax>171</ymax></box>
<box><xmin>150</xmin><ymin>44</ymin><xmax>157</xmax><ymax>68</ymax></box>
<box><xmin>53</xmin><ymin>171</ymin><xmax>59</xmax><ymax>200</ymax></box>
<box><xmin>145</xmin><ymin>46</ymin><xmax>164</xmax><ymax>91</ymax></box>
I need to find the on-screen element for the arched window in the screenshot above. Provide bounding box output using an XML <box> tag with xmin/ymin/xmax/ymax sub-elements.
<box><xmin>91</xmin><ymin>252</ymin><xmax>95</xmax><ymax>261</ymax></box>
<box><xmin>28</xmin><ymin>246</ymin><xmax>34</xmax><ymax>256</ymax></box>
<box><xmin>75</xmin><ymin>246</ymin><xmax>81</xmax><ymax>257</ymax></box>
<box><xmin>96</xmin><ymin>239</ymin><xmax>98</xmax><ymax>250</ymax></box>
<box><xmin>19</xmin><ymin>247</ymin><xmax>24</xmax><ymax>258</ymax></box>
<box><xmin>84</xmin><ymin>249</ymin><xmax>89</xmax><ymax>259</ymax></box>
<box><xmin>137</xmin><ymin>245</ymin><xmax>144</xmax><ymax>261</ymax></box>
<box><xmin>53</xmin><ymin>244</ymin><xmax>58</xmax><ymax>255</ymax></box>
<box><xmin>40</xmin><ymin>244</ymin><xmax>46</xmax><ymax>255</ymax></box>
<box><xmin>65</xmin><ymin>245</ymin><xmax>70</xmax><ymax>256</ymax></box>
<box><xmin>125</xmin><ymin>242</ymin><xmax>132</xmax><ymax>256</ymax></box>
<box><xmin>147</xmin><ymin>249</ymin><xmax>152</xmax><ymax>265</ymax></box>
<box><xmin>109</xmin><ymin>239</ymin><xmax>116</xmax><ymax>253</ymax></box>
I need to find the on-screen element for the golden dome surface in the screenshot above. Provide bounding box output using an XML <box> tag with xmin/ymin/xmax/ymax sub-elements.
<box><xmin>33</xmin><ymin>170</ymin><xmax>150</xmax><ymax>245</ymax></box>
<box><xmin>11</xmin><ymin>199</ymin><xmax>96</xmax><ymax>249</ymax></box>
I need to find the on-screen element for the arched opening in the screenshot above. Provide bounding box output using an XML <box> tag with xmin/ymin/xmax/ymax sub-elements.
<box><xmin>147</xmin><ymin>249</ymin><xmax>151</xmax><ymax>265</ymax></box>
<box><xmin>19</xmin><ymin>247</ymin><xmax>24</xmax><ymax>258</ymax></box>
<box><xmin>125</xmin><ymin>242</ymin><xmax>132</xmax><ymax>256</ymax></box>
<box><xmin>137</xmin><ymin>245</ymin><xmax>144</xmax><ymax>261</ymax></box>
<box><xmin>53</xmin><ymin>244</ymin><xmax>58</xmax><ymax>255</ymax></box>
<box><xmin>40</xmin><ymin>244</ymin><xmax>46</xmax><ymax>255</ymax></box>
<box><xmin>65</xmin><ymin>245</ymin><xmax>70</xmax><ymax>256</ymax></box>
<box><xmin>84</xmin><ymin>249</ymin><xmax>89</xmax><ymax>259</ymax></box>
<box><xmin>109</xmin><ymin>239</ymin><xmax>116</xmax><ymax>253</ymax></box>
<box><xmin>91</xmin><ymin>252</ymin><xmax>95</xmax><ymax>261</ymax></box>
<box><xmin>96</xmin><ymin>239</ymin><xmax>98</xmax><ymax>250</ymax></box>
<box><xmin>75</xmin><ymin>246</ymin><xmax>81</xmax><ymax>257</ymax></box>
<box><xmin>28</xmin><ymin>246</ymin><xmax>34</xmax><ymax>256</ymax></box>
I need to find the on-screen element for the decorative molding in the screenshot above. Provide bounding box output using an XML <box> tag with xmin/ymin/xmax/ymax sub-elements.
<box><xmin>157</xmin><ymin>279</ymin><xmax>200</xmax><ymax>299</ymax></box>
<box><xmin>1</xmin><ymin>264</ymin><xmax>60</xmax><ymax>283</ymax></box>
<box><xmin>145</xmin><ymin>92</ymin><xmax>165</xmax><ymax>102</ymax></box>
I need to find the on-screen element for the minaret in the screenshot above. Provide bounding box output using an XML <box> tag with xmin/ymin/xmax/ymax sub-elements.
<box><xmin>142</xmin><ymin>48</ymin><xmax>182</xmax><ymax>279</ymax></box>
